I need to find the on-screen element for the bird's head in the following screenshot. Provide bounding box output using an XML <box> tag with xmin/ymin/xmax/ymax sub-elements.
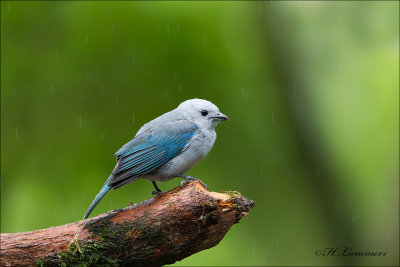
<box><xmin>177</xmin><ymin>98</ymin><xmax>228</xmax><ymax>130</ymax></box>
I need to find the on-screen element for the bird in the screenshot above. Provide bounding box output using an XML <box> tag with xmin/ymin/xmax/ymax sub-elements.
<box><xmin>83</xmin><ymin>98</ymin><xmax>228</xmax><ymax>219</ymax></box>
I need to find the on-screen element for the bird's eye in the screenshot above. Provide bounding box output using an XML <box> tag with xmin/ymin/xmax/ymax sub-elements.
<box><xmin>201</xmin><ymin>110</ymin><xmax>208</xmax><ymax>116</ymax></box>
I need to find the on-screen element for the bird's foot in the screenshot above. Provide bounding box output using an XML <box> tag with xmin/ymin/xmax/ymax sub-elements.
<box><xmin>151</xmin><ymin>181</ymin><xmax>163</xmax><ymax>196</ymax></box>
<box><xmin>152</xmin><ymin>190</ymin><xmax>163</xmax><ymax>196</ymax></box>
<box><xmin>178</xmin><ymin>175</ymin><xmax>208</xmax><ymax>190</ymax></box>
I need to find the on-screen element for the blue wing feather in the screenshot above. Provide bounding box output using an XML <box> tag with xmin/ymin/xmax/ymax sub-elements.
<box><xmin>108</xmin><ymin>121</ymin><xmax>198</xmax><ymax>188</ymax></box>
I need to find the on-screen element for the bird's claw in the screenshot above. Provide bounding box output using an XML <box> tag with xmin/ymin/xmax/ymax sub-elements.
<box><xmin>180</xmin><ymin>176</ymin><xmax>208</xmax><ymax>190</ymax></box>
<box><xmin>152</xmin><ymin>190</ymin><xmax>163</xmax><ymax>196</ymax></box>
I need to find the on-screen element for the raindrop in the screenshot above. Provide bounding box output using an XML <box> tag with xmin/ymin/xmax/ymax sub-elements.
<box><xmin>202</xmin><ymin>35</ymin><xmax>208</xmax><ymax>44</ymax></box>
<box><xmin>275</xmin><ymin>237</ymin><xmax>280</xmax><ymax>247</ymax></box>
<box><xmin>111</xmin><ymin>24</ymin><xmax>115</xmax><ymax>32</ymax></box>
<box><xmin>55</xmin><ymin>49</ymin><xmax>59</xmax><ymax>60</ymax></box>
<box><xmin>100</xmin><ymin>84</ymin><xmax>105</xmax><ymax>95</ymax></box>
<box><xmin>259</xmin><ymin>165</ymin><xmax>264</xmax><ymax>176</ymax></box>
<box><xmin>22</xmin><ymin>48</ymin><xmax>26</xmax><ymax>56</ymax></box>
<box><xmin>132</xmin><ymin>112</ymin><xmax>135</xmax><ymax>124</ymax></box>
<box><xmin>15</xmin><ymin>128</ymin><xmax>19</xmax><ymax>141</ymax></box>
<box><xmin>115</xmin><ymin>96</ymin><xmax>118</xmax><ymax>104</ymax></box>
<box><xmin>177</xmin><ymin>24</ymin><xmax>180</xmax><ymax>34</ymax></box>
<box><xmin>352</xmin><ymin>215</ymin><xmax>355</xmax><ymax>224</ymax></box>
<box><xmin>178</xmin><ymin>83</ymin><xmax>182</xmax><ymax>94</ymax></box>
<box><xmin>132</xmin><ymin>56</ymin><xmax>135</xmax><ymax>64</ymax></box>
<box><xmin>167</xmin><ymin>24</ymin><xmax>170</xmax><ymax>35</ymax></box>
<box><xmin>51</xmin><ymin>83</ymin><xmax>54</xmax><ymax>94</ymax></box>
<box><xmin>79</xmin><ymin>116</ymin><xmax>82</xmax><ymax>127</ymax></box>
<box><xmin>173</xmin><ymin>72</ymin><xmax>177</xmax><ymax>81</ymax></box>
<box><xmin>8</xmin><ymin>3</ymin><xmax>10</xmax><ymax>12</ymax></box>
<box><xmin>271</xmin><ymin>112</ymin><xmax>274</xmax><ymax>122</ymax></box>
<box><xmin>100</xmin><ymin>131</ymin><xmax>105</xmax><ymax>140</ymax></box>
<box><xmin>85</xmin><ymin>34</ymin><xmax>88</xmax><ymax>43</ymax></box>
<box><xmin>164</xmin><ymin>88</ymin><xmax>169</xmax><ymax>98</ymax></box>
<box><xmin>251</xmin><ymin>242</ymin><xmax>257</xmax><ymax>258</ymax></box>
<box><xmin>241</xmin><ymin>88</ymin><xmax>245</xmax><ymax>97</ymax></box>
<box><xmin>287</xmin><ymin>168</ymin><xmax>292</xmax><ymax>178</ymax></box>
<box><xmin>258</xmin><ymin>2</ymin><xmax>263</xmax><ymax>14</ymax></box>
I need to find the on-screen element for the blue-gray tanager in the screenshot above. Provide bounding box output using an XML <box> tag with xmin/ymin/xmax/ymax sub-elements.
<box><xmin>83</xmin><ymin>99</ymin><xmax>228</xmax><ymax>219</ymax></box>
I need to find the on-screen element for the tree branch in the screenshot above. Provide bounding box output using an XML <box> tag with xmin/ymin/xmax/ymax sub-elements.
<box><xmin>1</xmin><ymin>181</ymin><xmax>255</xmax><ymax>266</ymax></box>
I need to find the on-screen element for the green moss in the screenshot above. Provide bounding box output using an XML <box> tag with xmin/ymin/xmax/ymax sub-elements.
<box><xmin>132</xmin><ymin>217</ymin><xmax>165</xmax><ymax>247</ymax></box>
<box><xmin>201</xmin><ymin>212</ymin><xmax>218</xmax><ymax>224</ymax></box>
<box><xmin>224</xmin><ymin>191</ymin><xmax>242</xmax><ymax>200</ymax></box>
<box><xmin>198</xmin><ymin>201</ymin><xmax>219</xmax><ymax>225</ymax></box>
<box><xmin>35</xmin><ymin>238</ymin><xmax>119</xmax><ymax>266</ymax></box>
<box><xmin>35</xmin><ymin>214</ymin><xmax>139</xmax><ymax>266</ymax></box>
<box><xmin>202</xmin><ymin>201</ymin><xmax>217</xmax><ymax>212</ymax></box>
<box><xmin>35</xmin><ymin>206</ymin><xmax>209</xmax><ymax>266</ymax></box>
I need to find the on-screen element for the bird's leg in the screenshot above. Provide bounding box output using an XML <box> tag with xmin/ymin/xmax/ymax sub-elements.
<box><xmin>151</xmin><ymin>181</ymin><xmax>163</xmax><ymax>196</ymax></box>
<box><xmin>177</xmin><ymin>174</ymin><xmax>208</xmax><ymax>190</ymax></box>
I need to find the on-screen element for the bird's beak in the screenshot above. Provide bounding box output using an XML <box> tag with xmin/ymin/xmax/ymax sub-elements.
<box><xmin>212</xmin><ymin>113</ymin><xmax>229</xmax><ymax>121</ymax></box>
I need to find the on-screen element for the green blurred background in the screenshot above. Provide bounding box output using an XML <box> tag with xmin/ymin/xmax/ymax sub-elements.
<box><xmin>1</xmin><ymin>1</ymin><xmax>398</xmax><ymax>266</ymax></box>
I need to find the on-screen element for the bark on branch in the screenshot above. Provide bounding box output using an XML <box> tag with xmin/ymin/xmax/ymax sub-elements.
<box><xmin>0</xmin><ymin>181</ymin><xmax>255</xmax><ymax>266</ymax></box>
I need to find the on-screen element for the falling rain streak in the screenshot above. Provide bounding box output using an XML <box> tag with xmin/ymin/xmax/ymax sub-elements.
<box><xmin>287</xmin><ymin>169</ymin><xmax>292</xmax><ymax>178</ymax></box>
<box><xmin>202</xmin><ymin>35</ymin><xmax>207</xmax><ymax>44</ymax></box>
<box><xmin>167</xmin><ymin>25</ymin><xmax>170</xmax><ymax>35</ymax></box>
<box><xmin>258</xmin><ymin>2</ymin><xmax>263</xmax><ymax>14</ymax></box>
<box><xmin>115</xmin><ymin>96</ymin><xmax>118</xmax><ymax>104</ymax></box>
<box><xmin>79</xmin><ymin>116</ymin><xmax>82</xmax><ymax>127</ymax></box>
<box><xmin>271</xmin><ymin>112</ymin><xmax>274</xmax><ymax>122</ymax></box>
<box><xmin>51</xmin><ymin>83</ymin><xmax>54</xmax><ymax>93</ymax></box>
<box><xmin>259</xmin><ymin>165</ymin><xmax>264</xmax><ymax>176</ymax></box>
<box><xmin>178</xmin><ymin>83</ymin><xmax>182</xmax><ymax>93</ymax></box>
<box><xmin>16</xmin><ymin>128</ymin><xmax>19</xmax><ymax>140</ymax></box>
<box><xmin>177</xmin><ymin>24</ymin><xmax>180</xmax><ymax>34</ymax></box>
<box><xmin>85</xmin><ymin>34</ymin><xmax>89</xmax><ymax>43</ymax></box>
<box><xmin>132</xmin><ymin>112</ymin><xmax>135</xmax><ymax>124</ymax></box>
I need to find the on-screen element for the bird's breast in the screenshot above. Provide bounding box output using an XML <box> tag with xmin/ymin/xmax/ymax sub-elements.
<box><xmin>143</xmin><ymin>130</ymin><xmax>216</xmax><ymax>182</ymax></box>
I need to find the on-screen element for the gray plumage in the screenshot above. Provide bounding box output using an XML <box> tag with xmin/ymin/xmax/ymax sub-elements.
<box><xmin>83</xmin><ymin>98</ymin><xmax>228</xmax><ymax>219</ymax></box>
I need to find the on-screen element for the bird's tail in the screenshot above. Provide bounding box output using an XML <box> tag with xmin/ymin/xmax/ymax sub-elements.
<box><xmin>83</xmin><ymin>175</ymin><xmax>113</xmax><ymax>219</ymax></box>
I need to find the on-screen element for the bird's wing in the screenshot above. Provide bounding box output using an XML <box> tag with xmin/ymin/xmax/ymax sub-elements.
<box><xmin>108</xmin><ymin>120</ymin><xmax>198</xmax><ymax>188</ymax></box>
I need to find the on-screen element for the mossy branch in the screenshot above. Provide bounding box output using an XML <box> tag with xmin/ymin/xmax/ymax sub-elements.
<box><xmin>0</xmin><ymin>181</ymin><xmax>255</xmax><ymax>266</ymax></box>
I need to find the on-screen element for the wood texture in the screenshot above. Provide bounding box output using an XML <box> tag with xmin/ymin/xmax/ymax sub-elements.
<box><xmin>1</xmin><ymin>181</ymin><xmax>255</xmax><ymax>266</ymax></box>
